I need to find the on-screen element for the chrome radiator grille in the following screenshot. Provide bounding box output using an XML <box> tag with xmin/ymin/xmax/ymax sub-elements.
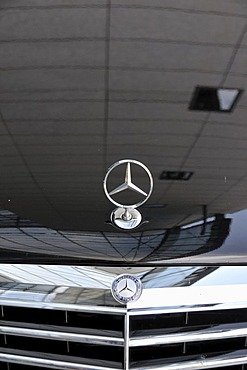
<box><xmin>0</xmin><ymin>305</ymin><xmax>125</xmax><ymax>370</ymax></box>
<box><xmin>0</xmin><ymin>304</ymin><xmax>247</xmax><ymax>369</ymax></box>
<box><xmin>129</xmin><ymin>308</ymin><xmax>247</xmax><ymax>370</ymax></box>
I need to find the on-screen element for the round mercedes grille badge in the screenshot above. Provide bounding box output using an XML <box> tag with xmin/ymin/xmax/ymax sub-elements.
<box><xmin>111</xmin><ymin>274</ymin><xmax>142</xmax><ymax>304</ymax></box>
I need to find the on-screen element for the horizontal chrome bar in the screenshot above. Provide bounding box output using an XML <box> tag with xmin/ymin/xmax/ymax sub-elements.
<box><xmin>132</xmin><ymin>350</ymin><xmax>247</xmax><ymax>370</ymax></box>
<box><xmin>2</xmin><ymin>297</ymin><xmax>247</xmax><ymax>316</ymax></box>
<box><xmin>129</xmin><ymin>324</ymin><xmax>247</xmax><ymax>347</ymax></box>
<box><xmin>0</xmin><ymin>352</ymin><xmax>117</xmax><ymax>370</ymax></box>
<box><xmin>128</xmin><ymin>285</ymin><xmax>247</xmax><ymax>313</ymax></box>
<box><xmin>2</xmin><ymin>298</ymin><xmax>247</xmax><ymax>317</ymax></box>
<box><xmin>128</xmin><ymin>302</ymin><xmax>247</xmax><ymax>316</ymax></box>
<box><xmin>0</xmin><ymin>325</ymin><xmax>124</xmax><ymax>347</ymax></box>
<box><xmin>0</xmin><ymin>299</ymin><xmax>125</xmax><ymax>314</ymax></box>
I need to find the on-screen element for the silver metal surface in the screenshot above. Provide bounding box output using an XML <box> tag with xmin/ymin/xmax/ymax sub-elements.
<box><xmin>127</xmin><ymin>283</ymin><xmax>247</xmax><ymax>312</ymax></box>
<box><xmin>103</xmin><ymin>159</ymin><xmax>153</xmax><ymax>209</ymax></box>
<box><xmin>0</xmin><ymin>325</ymin><xmax>124</xmax><ymax>346</ymax></box>
<box><xmin>131</xmin><ymin>351</ymin><xmax>247</xmax><ymax>370</ymax></box>
<box><xmin>0</xmin><ymin>353</ymin><xmax>117</xmax><ymax>370</ymax></box>
<box><xmin>124</xmin><ymin>313</ymin><xmax>130</xmax><ymax>370</ymax></box>
<box><xmin>111</xmin><ymin>207</ymin><xmax>143</xmax><ymax>229</ymax></box>
<box><xmin>129</xmin><ymin>323</ymin><xmax>247</xmax><ymax>347</ymax></box>
<box><xmin>127</xmin><ymin>303</ymin><xmax>247</xmax><ymax>316</ymax></box>
<box><xmin>0</xmin><ymin>300</ymin><xmax>125</xmax><ymax>314</ymax></box>
<box><xmin>1</xmin><ymin>295</ymin><xmax>247</xmax><ymax>316</ymax></box>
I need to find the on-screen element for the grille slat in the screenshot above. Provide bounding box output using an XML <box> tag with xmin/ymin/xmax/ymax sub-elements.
<box><xmin>0</xmin><ymin>319</ymin><xmax>122</xmax><ymax>338</ymax></box>
<box><xmin>129</xmin><ymin>322</ymin><xmax>247</xmax><ymax>347</ymax></box>
<box><xmin>0</xmin><ymin>325</ymin><xmax>124</xmax><ymax>346</ymax></box>
<box><xmin>0</xmin><ymin>351</ymin><xmax>118</xmax><ymax>370</ymax></box>
<box><xmin>131</xmin><ymin>350</ymin><xmax>247</xmax><ymax>370</ymax></box>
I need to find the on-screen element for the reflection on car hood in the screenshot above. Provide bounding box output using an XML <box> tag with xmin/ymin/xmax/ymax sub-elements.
<box><xmin>0</xmin><ymin>207</ymin><xmax>245</xmax><ymax>264</ymax></box>
<box><xmin>0</xmin><ymin>1</ymin><xmax>247</xmax><ymax>267</ymax></box>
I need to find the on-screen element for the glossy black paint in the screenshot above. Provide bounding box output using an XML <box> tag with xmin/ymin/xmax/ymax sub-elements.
<box><xmin>0</xmin><ymin>1</ymin><xmax>247</xmax><ymax>266</ymax></box>
<box><xmin>0</xmin><ymin>207</ymin><xmax>245</xmax><ymax>264</ymax></box>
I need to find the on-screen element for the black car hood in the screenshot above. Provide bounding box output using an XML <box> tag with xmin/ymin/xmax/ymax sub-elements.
<box><xmin>0</xmin><ymin>1</ymin><xmax>247</xmax><ymax>265</ymax></box>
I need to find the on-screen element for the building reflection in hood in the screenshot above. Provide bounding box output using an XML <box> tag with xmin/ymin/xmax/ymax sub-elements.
<box><xmin>0</xmin><ymin>209</ymin><xmax>231</xmax><ymax>263</ymax></box>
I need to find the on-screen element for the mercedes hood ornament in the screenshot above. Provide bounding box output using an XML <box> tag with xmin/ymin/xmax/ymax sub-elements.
<box><xmin>103</xmin><ymin>159</ymin><xmax>153</xmax><ymax>230</ymax></box>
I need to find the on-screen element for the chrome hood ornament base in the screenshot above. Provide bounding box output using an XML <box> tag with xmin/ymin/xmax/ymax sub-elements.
<box><xmin>103</xmin><ymin>159</ymin><xmax>153</xmax><ymax>230</ymax></box>
<box><xmin>110</xmin><ymin>207</ymin><xmax>143</xmax><ymax>230</ymax></box>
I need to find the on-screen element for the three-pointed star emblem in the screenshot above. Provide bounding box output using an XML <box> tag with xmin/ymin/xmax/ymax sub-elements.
<box><xmin>109</xmin><ymin>162</ymin><xmax>147</xmax><ymax>197</ymax></box>
<box><xmin>119</xmin><ymin>279</ymin><xmax>135</xmax><ymax>294</ymax></box>
<box><xmin>111</xmin><ymin>274</ymin><xmax>142</xmax><ymax>303</ymax></box>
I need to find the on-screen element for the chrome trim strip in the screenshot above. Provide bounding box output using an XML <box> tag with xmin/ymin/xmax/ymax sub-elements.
<box><xmin>0</xmin><ymin>300</ymin><xmax>125</xmax><ymax>314</ymax></box>
<box><xmin>0</xmin><ymin>353</ymin><xmax>117</xmax><ymax>370</ymax></box>
<box><xmin>0</xmin><ymin>325</ymin><xmax>124</xmax><ymax>347</ymax></box>
<box><xmin>2</xmin><ymin>298</ymin><xmax>247</xmax><ymax>316</ymax></box>
<box><xmin>129</xmin><ymin>324</ymin><xmax>247</xmax><ymax>347</ymax></box>
<box><xmin>132</xmin><ymin>351</ymin><xmax>247</xmax><ymax>370</ymax></box>
<box><xmin>128</xmin><ymin>285</ymin><xmax>247</xmax><ymax>312</ymax></box>
<box><xmin>128</xmin><ymin>302</ymin><xmax>247</xmax><ymax>316</ymax></box>
<box><xmin>124</xmin><ymin>313</ymin><xmax>130</xmax><ymax>370</ymax></box>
